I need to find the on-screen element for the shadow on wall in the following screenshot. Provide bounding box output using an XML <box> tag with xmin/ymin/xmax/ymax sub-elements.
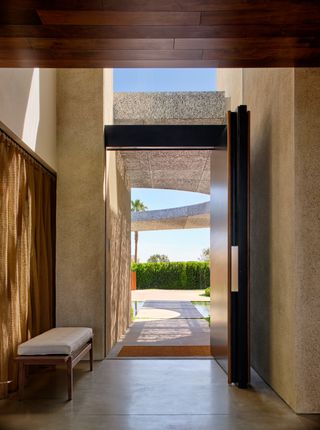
<box><xmin>250</xmin><ymin>113</ymin><xmax>271</xmax><ymax>381</ymax></box>
<box><xmin>106</xmin><ymin>151</ymin><xmax>131</xmax><ymax>353</ymax></box>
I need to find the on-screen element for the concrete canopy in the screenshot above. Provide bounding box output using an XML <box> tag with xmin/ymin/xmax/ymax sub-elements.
<box><xmin>131</xmin><ymin>201</ymin><xmax>209</xmax><ymax>232</ymax></box>
<box><xmin>112</xmin><ymin>92</ymin><xmax>226</xmax><ymax>194</ymax></box>
<box><xmin>120</xmin><ymin>149</ymin><xmax>211</xmax><ymax>194</ymax></box>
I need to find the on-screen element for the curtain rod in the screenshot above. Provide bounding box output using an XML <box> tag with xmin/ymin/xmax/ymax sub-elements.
<box><xmin>0</xmin><ymin>121</ymin><xmax>56</xmax><ymax>178</ymax></box>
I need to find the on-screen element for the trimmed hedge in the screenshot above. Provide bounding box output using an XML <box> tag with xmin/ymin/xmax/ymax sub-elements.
<box><xmin>131</xmin><ymin>262</ymin><xmax>210</xmax><ymax>290</ymax></box>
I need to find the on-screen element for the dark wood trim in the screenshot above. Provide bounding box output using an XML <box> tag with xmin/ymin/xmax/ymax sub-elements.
<box><xmin>227</xmin><ymin>106</ymin><xmax>250</xmax><ymax>388</ymax></box>
<box><xmin>52</xmin><ymin>178</ymin><xmax>57</xmax><ymax>329</ymax></box>
<box><xmin>236</xmin><ymin>105</ymin><xmax>250</xmax><ymax>389</ymax></box>
<box><xmin>209</xmin><ymin>345</ymin><xmax>227</xmax><ymax>357</ymax></box>
<box><xmin>227</xmin><ymin>110</ymin><xmax>239</xmax><ymax>384</ymax></box>
<box><xmin>247</xmin><ymin>111</ymin><xmax>251</xmax><ymax>384</ymax></box>
<box><xmin>227</xmin><ymin>110</ymin><xmax>232</xmax><ymax>383</ymax></box>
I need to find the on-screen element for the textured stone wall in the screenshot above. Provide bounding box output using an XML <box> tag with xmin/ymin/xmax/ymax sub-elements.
<box><xmin>216</xmin><ymin>69</ymin><xmax>242</xmax><ymax>111</ymax></box>
<box><xmin>105</xmin><ymin>151</ymin><xmax>131</xmax><ymax>352</ymax></box>
<box><xmin>294</xmin><ymin>69</ymin><xmax>320</xmax><ymax>413</ymax></box>
<box><xmin>56</xmin><ymin>69</ymin><xmax>106</xmax><ymax>359</ymax></box>
<box><xmin>217</xmin><ymin>68</ymin><xmax>320</xmax><ymax>413</ymax></box>
<box><xmin>243</xmin><ymin>69</ymin><xmax>296</xmax><ymax>408</ymax></box>
<box><xmin>114</xmin><ymin>92</ymin><xmax>225</xmax><ymax>125</ymax></box>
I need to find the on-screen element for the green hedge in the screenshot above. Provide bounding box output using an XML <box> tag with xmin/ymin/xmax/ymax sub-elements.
<box><xmin>131</xmin><ymin>262</ymin><xmax>210</xmax><ymax>290</ymax></box>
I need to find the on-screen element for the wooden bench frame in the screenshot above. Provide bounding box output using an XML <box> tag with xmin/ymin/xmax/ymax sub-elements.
<box><xmin>15</xmin><ymin>337</ymin><xmax>93</xmax><ymax>401</ymax></box>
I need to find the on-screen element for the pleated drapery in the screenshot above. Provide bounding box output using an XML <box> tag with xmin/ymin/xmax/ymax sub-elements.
<box><xmin>0</xmin><ymin>129</ymin><xmax>56</xmax><ymax>399</ymax></box>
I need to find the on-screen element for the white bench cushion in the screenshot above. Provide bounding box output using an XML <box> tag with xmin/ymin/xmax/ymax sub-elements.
<box><xmin>18</xmin><ymin>327</ymin><xmax>93</xmax><ymax>356</ymax></box>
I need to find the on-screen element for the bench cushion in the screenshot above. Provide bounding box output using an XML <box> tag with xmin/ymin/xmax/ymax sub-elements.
<box><xmin>17</xmin><ymin>327</ymin><xmax>93</xmax><ymax>356</ymax></box>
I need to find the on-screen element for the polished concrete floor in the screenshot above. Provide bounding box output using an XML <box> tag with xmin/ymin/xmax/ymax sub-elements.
<box><xmin>0</xmin><ymin>359</ymin><xmax>319</xmax><ymax>430</ymax></box>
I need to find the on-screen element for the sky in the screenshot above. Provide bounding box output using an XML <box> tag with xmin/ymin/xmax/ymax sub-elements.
<box><xmin>114</xmin><ymin>68</ymin><xmax>217</xmax><ymax>92</ymax></box>
<box><xmin>114</xmin><ymin>68</ymin><xmax>216</xmax><ymax>262</ymax></box>
<box><xmin>131</xmin><ymin>188</ymin><xmax>209</xmax><ymax>262</ymax></box>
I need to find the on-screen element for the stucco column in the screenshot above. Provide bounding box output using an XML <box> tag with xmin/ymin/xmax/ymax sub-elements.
<box><xmin>294</xmin><ymin>69</ymin><xmax>320</xmax><ymax>413</ymax></box>
<box><xmin>56</xmin><ymin>69</ymin><xmax>110</xmax><ymax>359</ymax></box>
<box><xmin>216</xmin><ymin>67</ymin><xmax>320</xmax><ymax>413</ymax></box>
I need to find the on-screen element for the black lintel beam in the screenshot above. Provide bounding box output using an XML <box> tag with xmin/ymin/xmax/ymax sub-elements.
<box><xmin>105</xmin><ymin>125</ymin><xmax>226</xmax><ymax>150</ymax></box>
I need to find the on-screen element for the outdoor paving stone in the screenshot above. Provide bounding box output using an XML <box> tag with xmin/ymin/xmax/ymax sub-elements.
<box><xmin>108</xmin><ymin>291</ymin><xmax>210</xmax><ymax>358</ymax></box>
<box><xmin>131</xmin><ymin>289</ymin><xmax>210</xmax><ymax>302</ymax></box>
<box><xmin>136</xmin><ymin>307</ymin><xmax>203</xmax><ymax>319</ymax></box>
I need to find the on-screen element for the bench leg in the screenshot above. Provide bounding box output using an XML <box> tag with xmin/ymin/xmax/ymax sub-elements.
<box><xmin>89</xmin><ymin>339</ymin><xmax>93</xmax><ymax>372</ymax></box>
<box><xmin>18</xmin><ymin>362</ymin><xmax>25</xmax><ymax>401</ymax></box>
<box><xmin>67</xmin><ymin>357</ymin><xmax>73</xmax><ymax>401</ymax></box>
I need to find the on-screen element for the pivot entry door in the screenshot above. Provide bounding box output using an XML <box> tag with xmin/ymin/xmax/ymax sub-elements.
<box><xmin>210</xmin><ymin>105</ymin><xmax>250</xmax><ymax>388</ymax></box>
<box><xmin>228</xmin><ymin>105</ymin><xmax>250</xmax><ymax>388</ymax></box>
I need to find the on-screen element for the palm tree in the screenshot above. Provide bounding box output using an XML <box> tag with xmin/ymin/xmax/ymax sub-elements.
<box><xmin>131</xmin><ymin>199</ymin><xmax>148</xmax><ymax>263</ymax></box>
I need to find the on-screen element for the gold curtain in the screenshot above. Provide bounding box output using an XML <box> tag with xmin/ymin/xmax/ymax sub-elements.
<box><xmin>0</xmin><ymin>129</ymin><xmax>56</xmax><ymax>399</ymax></box>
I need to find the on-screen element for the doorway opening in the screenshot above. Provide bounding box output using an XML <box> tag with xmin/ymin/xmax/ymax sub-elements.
<box><xmin>105</xmin><ymin>124</ymin><xmax>226</xmax><ymax>360</ymax></box>
<box><xmin>129</xmin><ymin>186</ymin><xmax>211</xmax><ymax>358</ymax></box>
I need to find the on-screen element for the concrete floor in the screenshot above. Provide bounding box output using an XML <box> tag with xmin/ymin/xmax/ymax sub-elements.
<box><xmin>0</xmin><ymin>359</ymin><xmax>319</xmax><ymax>430</ymax></box>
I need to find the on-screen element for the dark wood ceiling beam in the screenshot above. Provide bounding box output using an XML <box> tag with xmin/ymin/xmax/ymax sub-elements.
<box><xmin>15</xmin><ymin>0</ymin><xmax>318</xmax><ymax>13</ymax></box>
<box><xmin>175</xmin><ymin>37</ymin><xmax>318</xmax><ymax>50</ymax></box>
<box><xmin>0</xmin><ymin>1</ymin><xmax>319</xmax><ymax>67</ymax></box>
<box><xmin>37</xmin><ymin>10</ymin><xmax>201</xmax><ymax>26</ymax></box>
<box><xmin>0</xmin><ymin>37</ymin><xmax>30</xmax><ymax>49</ymax></box>
<box><xmin>203</xmin><ymin>48</ymin><xmax>320</xmax><ymax>62</ymax></box>
<box><xmin>200</xmin><ymin>7</ymin><xmax>319</xmax><ymax>27</ymax></box>
<box><xmin>1</xmin><ymin>57</ymin><xmax>318</xmax><ymax>68</ymax></box>
<box><xmin>0</xmin><ymin>48</ymin><xmax>203</xmax><ymax>61</ymax></box>
<box><xmin>28</xmin><ymin>38</ymin><xmax>175</xmax><ymax>50</ymax></box>
<box><xmin>0</xmin><ymin>24</ymin><xmax>318</xmax><ymax>39</ymax></box>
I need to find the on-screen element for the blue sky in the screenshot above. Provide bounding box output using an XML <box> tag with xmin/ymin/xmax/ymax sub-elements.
<box><xmin>114</xmin><ymin>68</ymin><xmax>216</xmax><ymax>262</ymax></box>
<box><xmin>114</xmin><ymin>68</ymin><xmax>217</xmax><ymax>92</ymax></box>
<box><xmin>131</xmin><ymin>188</ymin><xmax>209</xmax><ymax>262</ymax></box>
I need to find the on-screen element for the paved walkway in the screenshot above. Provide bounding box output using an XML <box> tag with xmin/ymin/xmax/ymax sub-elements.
<box><xmin>108</xmin><ymin>290</ymin><xmax>210</xmax><ymax>358</ymax></box>
<box><xmin>131</xmin><ymin>289</ymin><xmax>210</xmax><ymax>302</ymax></box>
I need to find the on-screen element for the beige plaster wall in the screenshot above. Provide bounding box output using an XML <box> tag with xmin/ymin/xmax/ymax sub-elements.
<box><xmin>217</xmin><ymin>68</ymin><xmax>320</xmax><ymax>413</ymax></box>
<box><xmin>216</xmin><ymin>69</ymin><xmax>242</xmax><ymax>111</ymax></box>
<box><xmin>105</xmin><ymin>151</ymin><xmax>131</xmax><ymax>353</ymax></box>
<box><xmin>0</xmin><ymin>68</ymin><xmax>57</xmax><ymax>169</ymax></box>
<box><xmin>56</xmin><ymin>69</ymin><xmax>106</xmax><ymax>359</ymax></box>
<box><xmin>294</xmin><ymin>69</ymin><xmax>320</xmax><ymax>413</ymax></box>
<box><xmin>243</xmin><ymin>69</ymin><xmax>297</xmax><ymax>408</ymax></box>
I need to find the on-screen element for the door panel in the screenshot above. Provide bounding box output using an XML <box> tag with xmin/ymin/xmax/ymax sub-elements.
<box><xmin>210</xmin><ymin>148</ymin><xmax>229</xmax><ymax>369</ymax></box>
<box><xmin>210</xmin><ymin>105</ymin><xmax>250</xmax><ymax>387</ymax></box>
<box><xmin>228</xmin><ymin>105</ymin><xmax>250</xmax><ymax>388</ymax></box>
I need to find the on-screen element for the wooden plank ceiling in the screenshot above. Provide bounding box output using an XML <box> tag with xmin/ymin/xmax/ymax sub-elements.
<box><xmin>0</xmin><ymin>1</ymin><xmax>319</xmax><ymax>67</ymax></box>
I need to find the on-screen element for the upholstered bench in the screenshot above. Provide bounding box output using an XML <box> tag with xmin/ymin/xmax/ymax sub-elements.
<box><xmin>15</xmin><ymin>327</ymin><xmax>93</xmax><ymax>400</ymax></box>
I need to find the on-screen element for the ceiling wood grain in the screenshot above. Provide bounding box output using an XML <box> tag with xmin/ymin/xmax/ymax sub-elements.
<box><xmin>0</xmin><ymin>0</ymin><xmax>319</xmax><ymax>67</ymax></box>
<box><xmin>37</xmin><ymin>10</ymin><xmax>201</xmax><ymax>26</ymax></box>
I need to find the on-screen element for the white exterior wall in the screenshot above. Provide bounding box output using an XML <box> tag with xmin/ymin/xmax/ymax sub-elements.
<box><xmin>0</xmin><ymin>68</ymin><xmax>57</xmax><ymax>170</ymax></box>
